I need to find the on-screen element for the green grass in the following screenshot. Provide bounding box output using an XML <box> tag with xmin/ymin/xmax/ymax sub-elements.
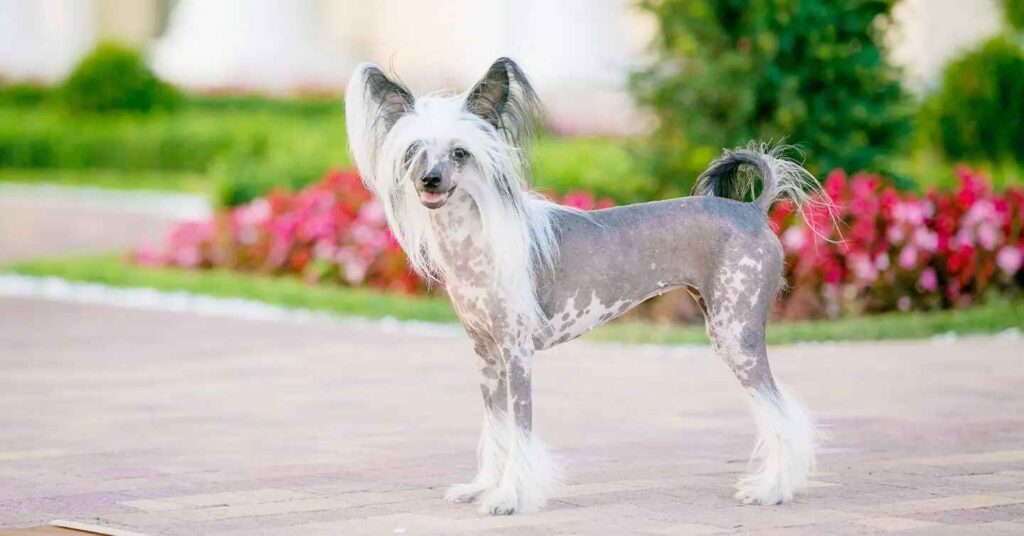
<box><xmin>4</xmin><ymin>255</ymin><xmax>457</xmax><ymax>323</ymax></box>
<box><xmin>592</xmin><ymin>300</ymin><xmax>1024</xmax><ymax>345</ymax></box>
<box><xmin>0</xmin><ymin>168</ymin><xmax>210</xmax><ymax>193</ymax></box>
<box><xmin>4</xmin><ymin>254</ymin><xmax>1022</xmax><ymax>345</ymax></box>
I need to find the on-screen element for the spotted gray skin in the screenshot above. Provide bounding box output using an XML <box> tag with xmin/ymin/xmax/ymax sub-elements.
<box><xmin>432</xmin><ymin>189</ymin><xmax>785</xmax><ymax>443</ymax></box>
<box><xmin>431</xmin><ymin>190</ymin><xmax>537</xmax><ymax>431</ymax></box>
<box><xmin>535</xmin><ymin>196</ymin><xmax>782</xmax><ymax>392</ymax></box>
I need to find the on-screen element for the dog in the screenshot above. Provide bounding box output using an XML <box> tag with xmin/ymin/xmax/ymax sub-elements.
<box><xmin>345</xmin><ymin>57</ymin><xmax>820</xmax><ymax>515</ymax></box>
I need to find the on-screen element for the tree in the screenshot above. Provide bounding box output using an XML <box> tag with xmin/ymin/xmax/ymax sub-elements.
<box><xmin>631</xmin><ymin>0</ymin><xmax>911</xmax><ymax>195</ymax></box>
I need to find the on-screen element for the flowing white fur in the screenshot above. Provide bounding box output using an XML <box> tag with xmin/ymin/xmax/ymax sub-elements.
<box><xmin>736</xmin><ymin>383</ymin><xmax>818</xmax><ymax>505</ymax></box>
<box><xmin>484</xmin><ymin>410</ymin><xmax>563</xmax><ymax>514</ymax></box>
<box><xmin>346</xmin><ymin>64</ymin><xmax>567</xmax><ymax>331</ymax></box>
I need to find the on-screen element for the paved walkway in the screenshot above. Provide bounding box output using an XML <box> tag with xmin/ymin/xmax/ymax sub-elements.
<box><xmin>0</xmin><ymin>185</ymin><xmax>203</xmax><ymax>265</ymax></box>
<box><xmin>2</xmin><ymin>189</ymin><xmax>1024</xmax><ymax>534</ymax></box>
<box><xmin>2</xmin><ymin>297</ymin><xmax>1023</xmax><ymax>535</ymax></box>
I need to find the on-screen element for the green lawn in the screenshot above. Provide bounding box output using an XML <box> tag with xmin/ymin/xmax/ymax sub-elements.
<box><xmin>4</xmin><ymin>255</ymin><xmax>1022</xmax><ymax>345</ymax></box>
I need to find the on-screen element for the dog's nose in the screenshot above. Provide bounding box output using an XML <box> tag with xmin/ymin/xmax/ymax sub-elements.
<box><xmin>420</xmin><ymin>173</ymin><xmax>442</xmax><ymax>190</ymax></box>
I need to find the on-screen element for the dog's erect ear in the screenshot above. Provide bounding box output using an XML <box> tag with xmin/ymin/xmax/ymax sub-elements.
<box><xmin>345</xmin><ymin>63</ymin><xmax>414</xmax><ymax>186</ymax></box>
<box><xmin>465</xmin><ymin>57</ymin><xmax>542</xmax><ymax>149</ymax></box>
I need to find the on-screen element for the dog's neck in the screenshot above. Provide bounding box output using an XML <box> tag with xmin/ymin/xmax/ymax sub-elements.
<box><xmin>428</xmin><ymin>189</ymin><xmax>493</xmax><ymax>288</ymax></box>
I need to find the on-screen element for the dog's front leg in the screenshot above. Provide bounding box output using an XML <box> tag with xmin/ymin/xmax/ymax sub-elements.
<box><xmin>444</xmin><ymin>336</ymin><xmax>508</xmax><ymax>504</ymax></box>
<box><xmin>478</xmin><ymin>341</ymin><xmax>562</xmax><ymax>515</ymax></box>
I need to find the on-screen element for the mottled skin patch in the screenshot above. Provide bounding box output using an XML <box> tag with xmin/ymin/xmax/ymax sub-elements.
<box><xmin>534</xmin><ymin>196</ymin><xmax>783</xmax><ymax>393</ymax></box>
<box><xmin>436</xmin><ymin>191</ymin><xmax>785</xmax><ymax>438</ymax></box>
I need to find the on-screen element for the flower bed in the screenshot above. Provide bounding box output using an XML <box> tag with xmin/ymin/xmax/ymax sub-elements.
<box><xmin>136</xmin><ymin>169</ymin><xmax>614</xmax><ymax>294</ymax></box>
<box><xmin>137</xmin><ymin>167</ymin><xmax>1023</xmax><ymax>320</ymax></box>
<box><xmin>774</xmin><ymin>167</ymin><xmax>1023</xmax><ymax>318</ymax></box>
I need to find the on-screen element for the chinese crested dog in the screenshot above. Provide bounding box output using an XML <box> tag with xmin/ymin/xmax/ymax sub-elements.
<box><xmin>345</xmin><ymin>57</ymin><xmax>820</xmax><ymax>515</ymax></box>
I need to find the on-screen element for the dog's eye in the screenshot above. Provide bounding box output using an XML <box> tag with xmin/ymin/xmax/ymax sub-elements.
<box><xmin>452</xmin><ymin>147</ymin><xmax>469</xmax><ymax>161</ymax></box>
<box><xmin>404</xmin><ymin>145</ymin><xmax>419</xmax><ymax>164</ymax></box>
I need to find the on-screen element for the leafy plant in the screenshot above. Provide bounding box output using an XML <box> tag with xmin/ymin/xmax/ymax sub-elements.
<box><xmin>59</xmin><ymin>42</ymin><xmax>180</xmax><ymax>113</ymax></box>
<box><xmin>926</xmin><ymin>35</ymin><xmax>1024</xmax><ymax>165</ymax></box>
<box><xmin>1005</xmin><ymin>0</ymin><xmax>1024</xmax><ymax>32</ymax></box>
<box><xmin>631</xmin><ymin>0</ymin><xmax>911</xmax><ymax>195</ymax></box>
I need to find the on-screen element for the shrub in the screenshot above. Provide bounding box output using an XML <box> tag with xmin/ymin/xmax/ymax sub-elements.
<box><xmin>59</xmin><ymin>42</ymin><xmax>180</xmax><ymax>113</ymax></box>
<box><xmin>927</xmin><ymin>36</ymin><xmax>1024</xmax><ymax>165</ymax></box>
<box><xmin>0</xmin><ymin>105</ymin><xmax>349</xmax><ymax>197</ymax></box>
<box><xmin>1005</xmin><ymin>0</ymin><xmax>1024</xmax><ymax>31</ymax></box>
<box><xmin>631</xmin><ymin>0</ymin><xmax>911</xmax><ymax>195</ymax></box>
<box><xmin>0</xmin><ymin>106</ymin><xmax>254</xmax><ymax>172</ymax></box>
<box><xmin>0</xmin><ymin>82</ymin><xmax>50</xmax><ymax>106</ymax></box>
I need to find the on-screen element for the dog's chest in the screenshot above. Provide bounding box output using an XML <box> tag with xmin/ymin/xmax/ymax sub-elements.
<box><xmin>430</xmin><ymin>198</ymin><xmax>503</xmax><ymax>334</ymax></box>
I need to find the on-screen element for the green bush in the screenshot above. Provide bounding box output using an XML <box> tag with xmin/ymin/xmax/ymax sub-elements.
<box><xmin>631</xmin><ymin>0</ymin><xmax>911</xmax><ymax>195</ymax></box>
<box><xmin>0</xmin><ymin>82</ymin><xmax>50</xmax><ymax>106</ymax></box>
<box><xmin>59</xmin><ymin>42</ymin><xmax>180</xmax><ymax>113</ymax></box>
<box><xmin>0</xmin><ymin>106</ymin><xmax>249</xmax><ymax>172</ymax></box>
<box><xmin>0</xmin><ymin>103</ymin><xmax>349</xmax><ymax>203</ymax></box>
<box><xmin>927</xmin><ymin>36</ymin><xmax>1024</xmax><ymax>165</ymax></box>
<box><xmin>531</xmin><ymin>137</ymin><xmax>653</xmax><ymax>202</ymax></box>
<box><xmin>1005</xmin><ymin>0</ymin><xmax>1024</xmax><ymax>31</ymax></box>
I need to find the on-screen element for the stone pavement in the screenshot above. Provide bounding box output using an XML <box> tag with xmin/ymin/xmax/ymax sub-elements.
<box><xmin>1</xmin><ymin>296</ymin><xmax>1023</xmax><ymax>535</ymax></box>
<box><xmin>0</xmin><ymin>185</ymin><xmax>202</xmax><ymax>265</ymax></box>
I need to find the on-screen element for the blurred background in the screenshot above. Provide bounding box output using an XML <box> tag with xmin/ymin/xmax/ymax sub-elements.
<box><xmin>1</xmin><ymin>0</ymin><xmax>1022</xmax><ymax>338</ymax></box>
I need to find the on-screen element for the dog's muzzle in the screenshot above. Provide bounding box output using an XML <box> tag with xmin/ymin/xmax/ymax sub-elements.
<box><xmin>417</xmin><ymin>171</ymin><xmax>454</xmax><ymax>209</ymax></box>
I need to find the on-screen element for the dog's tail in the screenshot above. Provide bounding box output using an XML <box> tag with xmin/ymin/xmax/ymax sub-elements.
<box><xmin>691</xmin><ymin>144</ymin><xmax>822</xmax><ymax>215</ymax></box>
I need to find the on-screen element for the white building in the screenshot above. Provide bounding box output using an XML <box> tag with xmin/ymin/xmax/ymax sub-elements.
<box><xmin>0</xmin><ymin>0</ymin><xmax>1006</xmax><ymax>133</ymax></box>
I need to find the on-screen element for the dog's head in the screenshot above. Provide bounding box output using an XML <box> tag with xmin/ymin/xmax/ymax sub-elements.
<box><xmin>345</xmin><ymin>57</ymin><xmax>541</xmax><ymax>210</ymax></box>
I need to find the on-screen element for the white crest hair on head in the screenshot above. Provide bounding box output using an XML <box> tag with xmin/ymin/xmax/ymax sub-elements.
<box><xmin>345</xmin><ymin>58</ymin><xmax>574</xmax><ymax>330</ymax></box>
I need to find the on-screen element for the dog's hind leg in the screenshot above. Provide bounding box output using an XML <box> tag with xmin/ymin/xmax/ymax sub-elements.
<box><xmin>445</xmin><ymin>336</ymin><xmax>509</xmax><ymax>504</ymax></box>
<box><xmin>477</xmin><ymin>340</ymin><xmax>562</xmax><ymax>515</ymax></box>
<box><xmin>702</xmin><ymin>248</ymin><xmax>817</xmax><ymax>506</ymax></box>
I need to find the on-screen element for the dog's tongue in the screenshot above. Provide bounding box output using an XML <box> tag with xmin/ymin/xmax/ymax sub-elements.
<box><xmin>419</xmin><ymin>191</ymin><xmax>446</xmax><ymax>204</ymax></box>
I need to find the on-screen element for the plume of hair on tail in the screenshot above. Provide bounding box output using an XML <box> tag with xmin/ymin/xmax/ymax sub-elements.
<box><xmin>692</xmin><ymin>142</ymin><xmax>841</xmax><ymax>242</ymax></box>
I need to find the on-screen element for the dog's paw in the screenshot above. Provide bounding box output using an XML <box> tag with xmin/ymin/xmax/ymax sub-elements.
<box><xmin>444</xmin><ymin>482</ymin><xmax>488</xmax><ymax>504</ymax></box>
<box><xmin>479</xmin><ymin>483</ymin><xmax>519</xmax><ymax>515</ymax></box>
<box><xmin>734</xmin><ymin>479</ymin><xmax>785</xmax><ymax>506</ymax></box>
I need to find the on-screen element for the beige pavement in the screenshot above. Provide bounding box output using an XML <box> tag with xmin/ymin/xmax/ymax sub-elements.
<box><xmin>0</xmin><ymin>186</ymin><xmax>198</xmax><ymax>265</ymax></box>
<box><xmin>1</xmin><ymin>297</ymin><xmax>1023</xmax><ymax>535</ymax></box>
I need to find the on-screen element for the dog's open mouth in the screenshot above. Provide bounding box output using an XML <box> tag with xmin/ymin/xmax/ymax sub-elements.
<box><xmin>418</xmin><ymin>188</ymin><xmax>454</xmax><ymax>209</ymax></box>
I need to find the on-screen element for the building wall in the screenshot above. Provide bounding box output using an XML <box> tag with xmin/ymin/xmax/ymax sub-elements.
<box><xmin>890</xmin><ymin>0</ymin><xmax>1003</xmax><ymax>92</ymax></box>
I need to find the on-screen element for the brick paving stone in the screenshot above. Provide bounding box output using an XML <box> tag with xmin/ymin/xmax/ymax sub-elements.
<box><xmin>2</xmin><ymin>290</ymin><xmax>1024</xmax><ymax>534</ymax></box>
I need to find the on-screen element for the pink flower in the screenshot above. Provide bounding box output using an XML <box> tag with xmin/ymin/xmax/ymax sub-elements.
<box><xmin>358</xmin><ymin>201</ymin><xmax>386</xmax><ymax>225</ymax></box>
<box><xmin>781</xmin><ymin>226</ymin><xmax>806</xmax><ymax>252</ymax></box>
<box><xmin>996</xmin><ymin>246</ymin><xmax>1023</xmax><ymax>275</ymax></box>
<box><xmin>849</xmin><ymin>253</ymin><xmax>878</xmax><ymax>284</ymax></box>
<box><xmin>898</xmin><ymin>246</ymin><xmax>918</xmax><ymax>270</ymax></box>
<box><xmin>918</xmin><ymin>268</ymin><xmax>938</xmax><ymax>292</ymax></box>
<box><xmin>977</xmin><ymin>223</ymin><xmax>999</xmax><ymax>250</ymax></box>
<box><xmin>135</xmin><ymin>243</ymin><xmax>166</xmax><ymax>267</ymax></box>
<box><xmin>561</xmin><ymin>191</ymin><xmax>596</xmax><ymax>210</ymax></box>
<box><xmin>912</xmin><ymin>228</ymin><xmax>939</xmax><ymax>252</ymax></box>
